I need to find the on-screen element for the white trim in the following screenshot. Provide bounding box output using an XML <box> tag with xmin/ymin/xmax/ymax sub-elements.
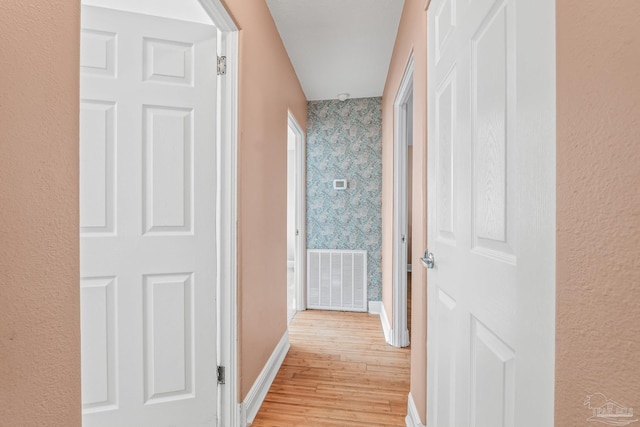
<box><xmin>240</xmin><ymin>332</ymin><xmax>291</xmax><ymax>426</ymax></box>
<box><xmin>380</xmin><ymin>301</ymin><xmax>393</xmax><ymax>346</ymax></box>
<box><xmin>198</xmin><ymin>0</ymin><xmax>236</xmax><ymax>30</ymax></box>
<box><xmin>391</xmin><ymin>52</ymin><xmax>414</xmax><ymax>348</ymax></box>
<box><xmin>368</xmin><ymin>300</ymin><xmax>382</xmax><ymax>315</ymax></box>
<box><xmin>199</xmin><ymin>1</ymin><xmax>240</xmax><ymax>425</ymax></box>
<box><xmin>369</xmin><ymin>301</ymin><xmax>393</xmax><ymax>346</ymax></box>
<box><xmin>426</xmin><ymin>6</ymin><xmax>437</xmax><ymax>424</ymax></box>
<box><xmin>288</xmin><ymin>113</ymin><xmax>307</xmax><ymax>312</ymax></box>
<box><xmin>405</xmin><ymin>393</ymin><xmax>426</xmax><ymax>427</ymax></box>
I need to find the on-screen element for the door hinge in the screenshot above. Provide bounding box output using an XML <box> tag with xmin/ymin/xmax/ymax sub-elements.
<box><xmin>217</xmin><ymin>365</ymin><xmax>225</xmax><ymax>384</ymax></box>
<box><xmin>217</xmin><ymin>56</ymin><xmax>227</xmax><ymax>76</ymax></box>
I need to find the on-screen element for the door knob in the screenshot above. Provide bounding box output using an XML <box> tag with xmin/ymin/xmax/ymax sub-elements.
<box><xmin>421</xmin><ymin>250</ymin><xmax>435</xmax><ymax>269</ymax></box>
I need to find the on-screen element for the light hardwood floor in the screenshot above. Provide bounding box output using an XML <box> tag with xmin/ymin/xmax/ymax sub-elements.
<box><xmin>252</xmin><ymin>309</ymin><xmax>411</xmax><ymax>426</ymax></box>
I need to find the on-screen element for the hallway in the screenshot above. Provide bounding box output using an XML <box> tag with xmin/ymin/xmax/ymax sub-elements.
<box><xmin>252</xmin><ymin>310</ymin><xmax>410</xmax><ymax>426</ymax></box>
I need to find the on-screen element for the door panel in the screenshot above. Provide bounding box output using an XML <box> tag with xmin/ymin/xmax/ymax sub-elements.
<box><xmin>427</xmin><ymin>0</ymin><xmax>555</xmax><ymax>425</ymax></box>
<box><xmin>470</xmin><ymin>1</ymin><xmax>516</xmax><ymax>263</ymax></box>
<box><xmin>142</xmin><ymin>106</ymin><xmax>193</xmax><ymax>234</ymax></box>
<box><xmin>470</xmin><ymin>319</ymin><xmax>515</xmax><ymax>427</ymax></box>
<box><xmin>80</xmin><ymin>100</ymin><xmax>116</xmax><ymax>235</ymax></box>
<box><xmin>80</xmin><ymin>6</ymin><xmax>218</xmax><ymax>427</ymax></box>
<box><xmin>143</xmin><ymin>273</ymin><xmax>194</xmax><ymax>403</ymax></box>
<box><xmin>434</xmin><ymin>289</ymin><xmax>456</xmax><ymax>427</ymax></box>
<box><xmin>435</xmin><ymin>68</ymin><xmax>456</xmax><ymax>244</ymax></box>
<box><xmin>80</xmin><ymin>276</ymin><xmax>117</xmax><ymax>412</ymax></box>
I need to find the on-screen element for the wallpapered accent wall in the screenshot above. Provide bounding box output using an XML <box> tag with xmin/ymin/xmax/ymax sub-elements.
<box><xmin>306</xmin><ymin>97</ymin><xmax>383</xmax><ymax>302</ymax></box>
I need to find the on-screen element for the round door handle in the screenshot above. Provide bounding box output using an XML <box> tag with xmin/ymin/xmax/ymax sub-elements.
<box><xmin>421</xmin><ymin>250</ymin><xmax>435</xmax><ymax>269</ymax></box>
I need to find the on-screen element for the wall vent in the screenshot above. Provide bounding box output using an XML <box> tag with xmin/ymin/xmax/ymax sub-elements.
<box><xmin>307</xmin><ymin>249</ymin><xmax>367</xmax><ymax>312</ymax></box>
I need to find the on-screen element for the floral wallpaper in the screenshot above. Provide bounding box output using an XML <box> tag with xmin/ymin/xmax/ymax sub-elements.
<box><xmin>306</xmin><ymin>97</ymin><xmax>383</xmax><ymax>302</ymax></box>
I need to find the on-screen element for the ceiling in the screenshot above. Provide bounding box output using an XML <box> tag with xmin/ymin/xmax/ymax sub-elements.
<box><xmin>265</xmin><ymin>0</ymin><xmax>405</xmax><ymax>101</ymax></box>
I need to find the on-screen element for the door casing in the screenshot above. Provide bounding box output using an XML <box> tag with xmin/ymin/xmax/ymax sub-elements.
<box><xmin>288</xmin><ymin>113</ymin><xmax>307</xmax><ymax>312</ymax></box>
<box><xmin>392</xmin><ymin>52</ymin><xmax>414</xmax><ymax>348</ymax></box>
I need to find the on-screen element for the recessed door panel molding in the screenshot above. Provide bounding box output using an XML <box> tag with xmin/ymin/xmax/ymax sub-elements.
<box><xmin>80</xmin><ymin>276</ymin><xmax>118</xmax><ymax>413</ymax></box>
<box><xmin>80</xmin><ymin>100</ymin><xmax>117</xmax><ymax>236</ymax></box>
<box><xmin>434</xmin><ymin>289</ymin><xmax>457</xmax><ymax>427</ymax></box>
<box><xmin>470</xmin><ymin>318</ymin><xmax>515</xmax><ymax>427</ymax></box>
<box><xmin>81</xmin><ymin>29</ymin><xmax>117</xmax><ymax>77</ymax></box>
<box><xmin>435</xmin><ymin>0</ymin><xmax>456</xmax><ymax>63</ymax></box>
<box><xmin>470</xmin><ymin>0</ymin><xmax>516</xmax><ymax>264</ymax></box>
<box><xmin>143</xmin><ymin>273</ymin><xmax>195</xmax><ymax>403</ymax></box>
<box><xmin>143</xmin><ymin>38</ymin><xmax>194</xmax><ymax>86</ymax></box>
<box><xmin>142</xmin><ymin>106</ymin><xmax>194</xmax><ymax>235</ymax></box>
<box><xmin>435</xmin><ymin>67</ymin><xmax>457</xmax><ymax>244</ymax></box>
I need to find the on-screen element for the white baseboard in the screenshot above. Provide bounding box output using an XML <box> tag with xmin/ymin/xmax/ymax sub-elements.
<box><xmin>368</xmin><ymin>300</ymin><xmax>382</xmax><ymax>315</ymax></box>
<box><xmin>405</xmin><ymin>392</ymin><xmax>426</xmax><ymax>427</ymax></box>
<box><xmin>240</xmin><ymin>331</ymin><xmax>290</xmax><ymax>426</ymax></box>
<box><xmin>369</xmin><ymin>301</ymin><xmax>393</xmax><ymax>346</ymax></box>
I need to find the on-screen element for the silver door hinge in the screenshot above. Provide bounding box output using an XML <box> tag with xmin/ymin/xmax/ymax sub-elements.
<box><xmin>217</xmin><ymin>56</ymin><xmax>227</xmax><ymax>76</ymax></box>
<box><xmin>217</xmin><ymin>365</ymin><xmax>225</xmax><ymax>384</ymax></box>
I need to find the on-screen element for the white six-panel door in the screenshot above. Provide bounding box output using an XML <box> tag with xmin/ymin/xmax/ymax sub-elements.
<box><xmin>426</xmin><ymin>0</ymin><xmax>555</xmax><ymax>426</ymax></box>
<box><xmin>80</xmin><ymin>6</ymin><xmax>218</xmax><ymax>426</ymax></box>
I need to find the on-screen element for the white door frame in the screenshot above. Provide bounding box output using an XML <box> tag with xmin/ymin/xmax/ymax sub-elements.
<box><xmin>288</xmin><ymin>113</ymin><xmax>307</xmax><ymax>311</ymax></box>
<box><xmin>197</xmin><ymin>1</ymin><xmax>240</xmax><ymax>425</ymax></box>
<box><xmin>392</xmin><ymin>53</ymin><xmax>414</xmax><ymax>348</ymax></box>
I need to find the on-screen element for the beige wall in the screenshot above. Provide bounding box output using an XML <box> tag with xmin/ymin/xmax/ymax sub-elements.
<box><xmin>381</xmin><ymin>0</ymin><xmax>428</xmax><ymax>423</ymax></box>
<box><xmin>0</xmin><ymin>1</ymin><xmax>81</xmax><ymax>425</ymax></box>
<box><xmin>6</xmin><ymin>0</ymin><xmax>639</xmax><ymax>424</ymax></box>
<box><xmin>556</xmin><ymin>0</ymin><xmax>640</xmax><ymax>424</ymax></box>
<box><xmin>220</xmin><ymin>0</ymin><xmax>308</xmax><ymax>401</ymax></box>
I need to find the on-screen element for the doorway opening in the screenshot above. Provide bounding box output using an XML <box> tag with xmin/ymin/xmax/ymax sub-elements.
<box><xmin>392</xmin><ymin>53</ymin><xmax>414</xmax><ymax>348</ymax></box>
<box><xmin>287</xmin><ymin>113</ymin><xmax>306</xmax><ymax>324</ymax></box>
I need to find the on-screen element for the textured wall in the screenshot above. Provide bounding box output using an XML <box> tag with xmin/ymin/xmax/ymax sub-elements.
<box><xmin>307</xmin><ymin>98</ymin><xmax>383</xmax><ymax>302</ymax></box>
<box><xmin>556</xmin><ymin>0</ymin><xmax>640</xmax><ymax>424</ymax></box>
<box><xmin>0</xmin><ymin>1</ymin><xmax>81</xmax><ymax>425</ymax></box>
<box><xmin>220</xmin><ymin>0</ymin><xmax>308</xmax><ymax>402</ymax></box>
<box><xmin>382</xmin><ymin>0</ymin><xmax>428</xmax><ymax>422</ymax></box>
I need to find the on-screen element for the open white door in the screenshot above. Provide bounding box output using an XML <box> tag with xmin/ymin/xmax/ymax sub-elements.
<box><xmin>426</xmin><ymin>0</ymin><xmax>555</xmax><ymax>425</ymax></box>
<box><xmin>80</xmin><ymin>6</ymin><xmax>218</xmax><ymax>426</ymax></box>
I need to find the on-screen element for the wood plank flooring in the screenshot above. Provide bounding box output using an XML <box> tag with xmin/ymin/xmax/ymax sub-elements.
<box><xmin>252</xmin><ymin>310</ymin><xmax>410</xmax><ymax>426</ymax></box>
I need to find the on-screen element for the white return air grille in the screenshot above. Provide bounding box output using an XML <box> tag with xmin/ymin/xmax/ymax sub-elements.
<box><xmin>307</xmin><ymin>249</ymin><xmax>367</xmax><ymax>312</ymax></box>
